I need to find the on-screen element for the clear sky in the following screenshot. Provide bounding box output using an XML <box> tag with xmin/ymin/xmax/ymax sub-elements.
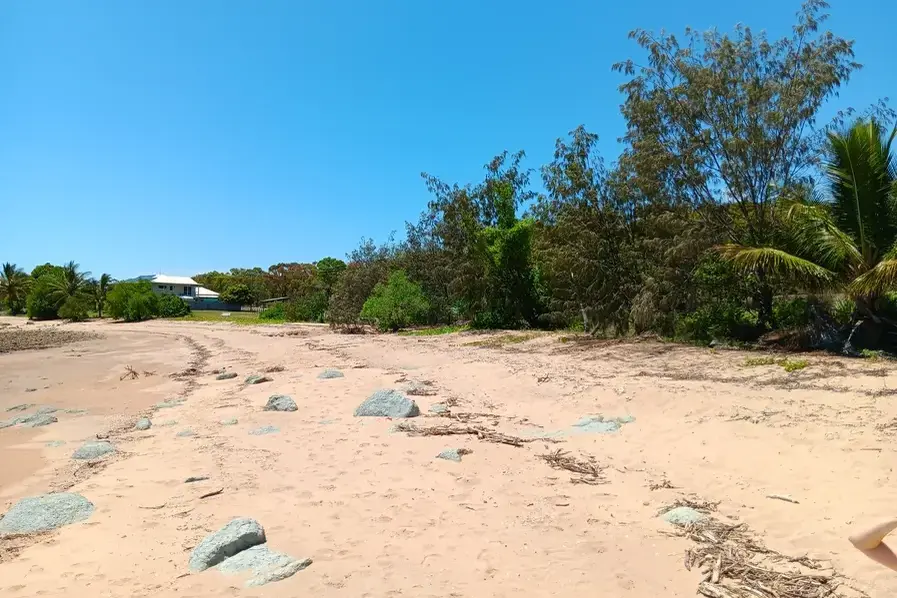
<box><xmin>1</xmin><ymin>0</ymin><xmax>894</xmax><ymax>279</ymax></box>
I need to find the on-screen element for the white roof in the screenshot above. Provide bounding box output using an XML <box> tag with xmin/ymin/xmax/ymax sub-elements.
<box><xmin>196</xmin><ymin>286</ymin><xmax>219</xmax><ymax>298</ymax></box>
<box><xmin>149</xmin><ymin>274</ymin><xmax>198</xmax><ymax>286</ymax></box>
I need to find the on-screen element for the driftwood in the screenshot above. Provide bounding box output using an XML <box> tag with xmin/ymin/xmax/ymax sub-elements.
<box><xmin>392</xmin><ymin>422</ymin><xmax>547</xmax><ymax>447</ymax></box>
<box><xmin>537</xmin><ymin>449</ymin><xmax>607</xmax><ymax>485</ymax></box>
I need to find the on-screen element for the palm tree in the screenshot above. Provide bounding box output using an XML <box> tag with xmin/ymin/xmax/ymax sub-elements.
<box><xmin>721</xmin><ymin>119</ymin><xmax>897</xmax><ymax>321</ymax></box>
<box><xmin>0</xmin><ymin>262</ymin><xmax>31</xmax><ymax>315</ymax></box>
<box><xmin>46</xmin><ymin>261</ymin><xmax>91</xmax><ymax>305</ymax></box>
<box><xmin>93</xmin><ymin>273</ymin><xmax>112</xmax><ymax>318</ymax></box>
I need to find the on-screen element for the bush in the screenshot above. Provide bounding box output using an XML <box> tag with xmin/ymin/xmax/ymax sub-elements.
<box><xmin>360</xmin><ymin>271</ymin><xmax>429</xmax><ymax>332</ymax></box>
<box><xmin>219</xmin><ymin>283</ymin><xmax>255</xmax><ymax>306</ymax></box>
<box><xmin>675</xmin><ymin>305</ymin><xmax>760</xmax><ymax>343</ymax></box>
<box><xmin>107</xmin><ymin>281</ymin><xmax>159</xmax><ymax>322</ymax></box>
<box><xmin>328</xmin><ymin>263</ymin><xmax>387</xmax><ymax>332</ymax></box>
<box><xmin>773</xmin><ymin>297</ymin><xmax>814</xmax><ymax>329</ymax></box>
<box><xmin>259</xmin><ymin>303</ymin><xmax>285</xmax><ymax>320</ymax></box>
<box><xmin>58</xmin><ymin>296</ymin><xmax>91</xmax><ymax>322</ymax></box>
<box><xmin>283</xmin><ymin>291</ymin><xmax>328</xmax><ymax>322</ymax></box>
<box><xmin>831</xmin><ymin>298</ymin><xmax>856</xmax><ymax>328</ymax></box>
<box><xmin>157</xmin><ymin>294</ymin><xmax>191</xmax><ymax>317</ymax></box>
<box><xmin>26</xmin><ymin>278</ymin><xmax>60</xmax><ymax>320</ymax></box>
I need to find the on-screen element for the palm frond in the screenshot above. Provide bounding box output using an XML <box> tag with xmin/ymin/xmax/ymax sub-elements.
<box><xmin>778</xmin><ymin>196</ymin><xmax>864</xmax><ymax>273</ymax></box>
<box><xmin>718</xmin><ymin>245</ymin><xmax>838</xmax><ymax>289</ymax></box>
<box><xmin>849</xmin><ymin>259</ymin><xmax>897</xmax><ymax>297</ymax></box>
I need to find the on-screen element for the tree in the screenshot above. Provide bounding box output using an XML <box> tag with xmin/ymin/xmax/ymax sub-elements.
<box><xmin>327</xmin><ymin>238</ymin><xmax>396</xmax><ymax>331</ymax></box>
<box><xmin>315</xmin><ymin>257</ymin><xmax>347</xmax><ymax>300</ymax></box>
<box><xmin>220</xmin><ymin>283</ymin><xmax>255</xmax><ymax>306</ymax></box>
<box><xmin>613</xmin><ymin>0</ymin><xmax>860</xmax><ymax>325</ymax></box>
<box><xmin>0</xmin><ymin>263</ymin><xmax>31</xmax><ymax>315</ymax></box>
<box><xmin>721</xmin><ymin>119</ymin><xmax>897</xmax><ymax>323</ymax></box>
<box><xmin>93</xmin><ymin>273</ymin><xmax>112</xmax><ymax>318</ymax></box>
<box><xmin>58</xmin><ymin>295</ymin><xmax>91</xmax><ymax>322</ymax></box>
<box><xmin>361</xmin><ymin>270</ymin><xmax>430</xmax><ymax>331</ymax></box>
<box><xmin>106</xmin><ymin>281</ymin><xmax>159</xmax><ymax>322</ymax></box>
<box><xmin>45</xmin><ymin>261</ymin><xmax>91</xmax><ymax>305</ymax></box>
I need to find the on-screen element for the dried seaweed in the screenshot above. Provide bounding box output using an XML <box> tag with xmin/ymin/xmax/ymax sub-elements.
<box><xmin>537</xmin><ymin>449</ymin><xmax>606</xmax><ymax>485</ymax></box>
<box><xmin>393</xmin><ymin>422</ymin><xmax>550</xmax><ymax>447</ymax></box>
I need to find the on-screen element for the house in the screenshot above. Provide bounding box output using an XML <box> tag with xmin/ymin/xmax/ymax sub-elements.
<box><xmin>136</xmin><ymin>274</ymin><xmax>229</xmax><ymax>309</ymax></box>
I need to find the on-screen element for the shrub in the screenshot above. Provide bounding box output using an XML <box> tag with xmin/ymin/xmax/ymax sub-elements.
<box><xmin>328</xmin><ymin>263</ymin><xmax>387</xmax><ymax>332</ymax></box>
<box><xmin>107</xmin><ymin>281</ymin><xmax>159</xmax><ymax>322</ymax></box>
<box><xmin>773</xmin><ymin>297</ymin><xmax>814</xmax><ymax>329</ymax></box>
<box><xmin>58</xmin><ymin>295</ymin><xmax>91</xmax><ymax>322</ymax></box>
<box><xmin>360</xmin><ymin>270</ymin><xmax>429</xmax><ymax>332</ymax></box>
<box><xmin>157</xmin><ymin>294</ymin><xmax>191</xmax><ymax>317</ymax></box>
<box><xmin>283</xmin><ymin>291</ymin><xmax>328</xmax><ymax>322</ymax></box>
<box><xmin>831</xmin><ymin>298</ymin><xmax>857</xmax><ymax>328</ymax></box>
<box><xmin>26</xmin><ymin>278</ymin><xmax>61</xmax><ymax>320</ymax></box>
<box><xmin>675</xmin><ymin>305</ymin><xmax>759</xmax><ymax>343</ymax></box>
<box><xmin>219</xmin><ymin>283</ymin><xmax>255</xmax><ymax>306</ymax></box>
<box><xmin>259</xmin><ymin>303</ymin><xmax>285</xmax><ymax>320</ymax></box>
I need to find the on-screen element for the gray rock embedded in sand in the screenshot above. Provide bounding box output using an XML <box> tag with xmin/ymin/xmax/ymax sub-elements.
<box><xmin>436</xmin><ymin>448</ymin><xmax>466</xmax><ymax>462</ymax></box>
<box><xmin>571</xmin><ymin>415</ymin><xmax>636</xmax><ymax>435</ymax></box>
<box><xmin>159</xmin><ymin>420</ymin><xmax>178</xmax><ymax>427</ymax></box>
<box><xmin>72</xmin><ymin>440</ymin><xmax>115</xmax><ymax>460</ymax></box>
<box><xmin>263</xmin><ymin>395</ymin><xmax>297</xmax><ymax>412</ymax></box>
<box><xmin>429</xmin><ymin>403</ymin><xmax>449</xmax><ymax>415</ymax></box>
<box><xmin>65</xmin><ymin>408</ymin><xmax>88</xmax><ymax>415</ymax></box>
<box><xmin>661</xmin><ymin>507</ymin><xmax>707</xmax><ymax>526</ymax></box>
<box><xmin>354</xmin><ymin>389</ymin><xmax>420</xmax><ymax>418</ymax></box>
<box><xmin>155</xmin><ymin>398</ymin><xmax>185</xmax><ymax>410</ymax></box>
<box><xmin>245</xmin><ymin>375</ymin><xmax>271</xmax><ymax>385</ymax></box>
<box><xmin>46</xmin><ymin>440</ymin><xmax>66</xmax><ymax>447</ymax></box>
<box><xmin>36</xmin><ymin>406</ymin><xmax>58</xmax><ymax>415</ymax></box>
<box><xmin>6</xmin><ymin>403</ymin><xmax>34</xmax><ymax>412</ymax></box>
<box><xmin>176</xmin><ymin>429</ymin><xmax>196</xmax><ymax>438</ymax></box>
<box><xmin>0</xmin><ymin>420</ymin><xmax>16</xmax><ymax>429</ymax></box>
<box><xmin>217</xmin><ymin>544</ymin><xmax>312</xmax><ymax>587</ymax></box>
<box><xmin>317</xmin><ymin>369</ymin><xmax>344</xmax><ymax>379</ymax></box>
<box><xmin>216</xmin><ymin>372</ymin><xmax>239</xmax><ymax>380</ymax></box>
<box><xmin>23</xmin><ymin>413</ymin><xmax>57</xmax><ymax>427</ymax></box>
<box><xmin>135</xmin><ymin>418</ymin><xmax>152</xmax><ymax>431</ymax></box>
<box><xmin>249</xmin><ymin>425</ymin><xmax>279</xmax><ymax>436</ymax></box>
<box><xmin>188</xmin><ymin>517</ymin><xmax>267</xmax><ymax>572</ymax></box>
<box><xmin>0</xmin><ymin>493</ymin><xmax>95</xmax><ymax>534</ymax></box>
<box><xmin>220</xmin><ymin>418</ymin><xmax>238</xmax><ymax>426</ymax></box>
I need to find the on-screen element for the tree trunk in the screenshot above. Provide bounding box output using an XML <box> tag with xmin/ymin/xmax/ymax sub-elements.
<box><xmin>756</xmin><ymin>268</ymin><xmax>774</xmax><ymax>330</ymax></box>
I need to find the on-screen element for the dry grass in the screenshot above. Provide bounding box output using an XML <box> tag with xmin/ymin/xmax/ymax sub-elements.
<box><xmin>537</xmin><ymin>449</ymin><xmax>606</xmax><ymax>485</ymax></box>
<box><xmin>120</xmin><ymin>365</ymin><xmax>140</xmax><ymax>380</ymax></box>
<box><xmin>392</xmin><ymin>422</ymin><xmax>551</xmax><ymax>448</ymax></box>
<box><xmin>663</xmin><ymin>503</ymin><xmax>852</xmax><ymax>598</ymax></box>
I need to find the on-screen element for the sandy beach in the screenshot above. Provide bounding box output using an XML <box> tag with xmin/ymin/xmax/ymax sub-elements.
<box><xmin>1</xmin><ymin>316</ymin><xmax>894</xmax><ymax>596</ymax></box>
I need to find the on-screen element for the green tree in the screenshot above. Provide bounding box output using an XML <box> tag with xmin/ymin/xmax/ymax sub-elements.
<box><xmin>58</xmin><ymin>295</ymin><xmax>91</xmax><ymax>322</ymax></box>
<box><xmin>0</xmin><ymin>263</ymin><xmax>31</xmax><ymax>315</ymax></box>
<box><xmin>45</xmin><ymin>261</ymin><xmax>91</xmax><ymax>306</ymax></box>
<box><xmin>361</xmin><ymin>270</ymin><xmax>430</xmax><ymax>331</ymax></box>
<box><xmin>106</xmin><ymin>281</ymin><xmax>159</xmax><ymax>322</ymax></box>
<box><xmin>613</xmin><ymin>0</ymin><xmax>860</xmax><ymax>325</ymax></box>
<box><xmin>721</xmin><ymin>119</ymin><xmax>897</xmax><ymax>323</ymax></box>
<box><xmin>315</xmin><ymin>257</ymin><xmax>347</xmax><ymax>299</ymax></box>
<box><xmin>93</xmin><ymin>273</ymin><xmax>113</xmax><ymax>318</ymax></box>
<box><xmin>157</xmin><ymin>294</ymin><xmax>191</xmax><ymax>317</ymax></box>
<box><xmin>31</xmin><ymin>263</ymin><xmax>62</xmax><ymax>280</ymax></box>
<box><xmin>220</xmin><ymin>283</ymin><xmax>255</xmax><ymax>306</ymax></box>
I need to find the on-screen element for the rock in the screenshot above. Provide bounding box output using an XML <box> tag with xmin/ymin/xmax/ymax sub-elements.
<box><xmin>185</xmin><ymin>476</ymin><xmax>210</xmax><ymax>483</ymax></box>
<box><xmin>188</xmin><ymin>517</ymin><xmax>266</xmax><ymax>572</ymax></box>
<box><xmin>400</xmin><ymin>380</ymin><xmax>436</xmax><ymax>396</ymax></box>
<box><xmin>0</xmin><ymin>419</ymin><xmax>16</xmax><ymax>429</ymax></box>
<box><xmin>436</xmin><ymin>448</ymin><xmax>467</xmax><ymax>462</ymax></box>
<box><xmin>249</xmin><ymin>425</ymin><xmax>279</xmax><ymax>436</ymax></box>
<box><xmin>264</xmin><ymin>395</ymin><xmax>297</xmax><ymax>412</ymax></box>
<box><xmin>72</xmin><ymin>440</ymin><xmax>115</xmax><ymax>460</ymax></box>
<box><xmin>317</xmin><ymin>369</ymin><xmax>344</xmax><ymax>379</ymax></box>
<box><xmin>661</xmin><ymin>507</ymin><xmax>707</xmax><ymax>526</ymax></box>
<box><xmin>216</xmin><ymin>544</ymin><xmax>312</xmax><ymax>587</ymax></box>
<box><xmin>46</xmin><ymin>440</ymin><xmax>66</xmax><ymax>447</ymax></box>
<box><xmin>134</xmin><ymin>418</ymin><xmax>152</xmax><ymax>431</ymax></box>
<box><xmin>216</xmin><ymin>372</ymin><xmax>238</xmax><ymax>380</ymax></box>
<box><xmin>245</xmin><ymin>375</ymin><xmax>271</xmax><ymax>385</ymax></box>
<box><xmin>155</xmin><ymin>398</ymin><xmax>185</xmax><ymax>409</ymax></box>
<box><xmin>36</xmin><ymin>406</ymin><xmax>58</xmax><ymax>415</ymax></box>
<box><xmin>23</xmin><ymin>413</ymin><xmax>57</xmax><ymax>427</ymax></box>
<box><xmin>428</xmin><ymin>403</ymin><xmax>449</xmax><ymax>415</ymax></box>
<box><xmin>159</xmin><ymin>419</ymin><xmax>179</xmax><ymax>427</ymax></box>
<box><xmin>176</xmin><ymin>429</ymin><xmax>196</xmax><ymax>438</ymax></box>
<box><xmin>0</xmin><ymin>493</ymin><xmax>95</xmax><ymax>534</ymax></box>
<box><xmin>6</xmin><ymin>403</ymin><xmax>34</xmax><ymax>412</ymax></box>
<box><xmin>65</xmin><ymin>408</ymin><xmax>88</xmax><ymax>415</ymax></box>
<box><xmin>571</xmin><ymin>415</ymin><xmax>634</xmax><ymax>434</ymax></box>
<box><xmin>354</xmin><ymin>390</ymin><xmax>420</xmax><ymax>418</ymax></box>
<box><xmin>220</xmin><ymin>418</ymin><xmax>238</xmax><ymax>426</ymax></box>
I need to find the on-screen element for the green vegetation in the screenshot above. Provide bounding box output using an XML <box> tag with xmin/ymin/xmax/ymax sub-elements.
<box><xmin>360</xmin><ymin>271</ymin><xmax>429</xmax><ymax>332</ymax></box>
<box><xmin>743</xmin><ymin>356</ymin><xmax>810</xmax><ymax>372</ymax></box>
<box><xmin>176</xmin><ymin>311</ymin><xmax>269</xmax><ymax>324</ymax></box>
<box><xmin>464</xmin><ymin>333</ymin><xmax>538</xmax><ymax>348</ymax></box>
<box><xmin>58</xmin><ymin>295</ymin><xmax>91</xmax><ymax>322</ymax></box>
<box><xmin>157</xmin><ymin>294</ymin><xmax>191</xmax><ymax>318</ymax></box>
<box><xmin>398</xmin><ymin>325</ymin><xmax>469</xmax><ymax>336</ymax></box>
<box><xmin>11</xmin><ymin>3</ymin><xmax>897</xmax><ymax>352</ymax></box>
<box><xmin>106</xmin><ymin>281</ymin><xmax>159</xmax><ymax>322</ymax></box>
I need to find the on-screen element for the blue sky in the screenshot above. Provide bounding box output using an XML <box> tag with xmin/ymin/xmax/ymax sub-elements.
<box><xmin>1</xmin><ymin>1</ymin><xmax>894</xmax><ymax>279</ymax></box>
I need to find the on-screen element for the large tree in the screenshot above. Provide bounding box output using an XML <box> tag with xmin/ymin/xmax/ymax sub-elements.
<box><xmin>614</xmin><ymin>0</ymin><xmax>860</xmax><ymax>325</ymax></box>
<box><xmin>0</xmin><ymin>263</ymin><xmax>31</xmax><ymax>315</ymax></box>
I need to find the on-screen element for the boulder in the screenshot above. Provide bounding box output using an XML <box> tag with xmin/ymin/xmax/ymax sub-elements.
<box><xmin>216</xmin><ymin>372</ymin><xmax>239</xmax><ymax>380</ymax></box>
<box><xmin>317</xmin><ymin>369</ymin><xmax>344</xmax><ymax>380</ymax></box>
<box><xmin>134</xmin><ymin>418</ymin><xmax>152</xmax><ymax>431</ymax></box>
<box><xmin>263</xmin><ymin>395</ymin><xmax>297</xmax><ymax>412</ymax></box>
<box><xmin>23</xmin><ymin>413</ymin><xmax>57</xmax><ymax>427</ymax></box>
<box><xmin>245</xmin><ymin>375</ymin><xmax>271</xmax><ymax>385</ymax></box>
<box><xmin>217</xmin><ymin>544</ymin><xmax>312</xmax><ymax>587</ymax></box>
<box><xmin>72</xmin><ymin>440</ymin><xmax>115</xmax><ymax>460</ymax></box>
<box><xmin>354</xmin><ymin>390</ymin><xmax>420</xmax><ymax>418</ymax></box>
<box><xmin>188</xmin><ymin>518</ymin><xmax>266</xmax><ymax>572</ymax></box>
<box><xmin>0</xmin><ymin>493</ymin><xmax>95</xmax><ymax>534</ymax></box>
<box><xmin>661</xmin><ymin>507</ymin><xmax>707</xmax><ymax>526</ymax></box>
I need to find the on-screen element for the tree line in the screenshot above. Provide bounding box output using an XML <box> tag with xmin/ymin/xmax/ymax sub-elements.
<box><xmin>4</xmin><ymin>1</ymin><xmax>897</xmax><ymax>350</ymax></box>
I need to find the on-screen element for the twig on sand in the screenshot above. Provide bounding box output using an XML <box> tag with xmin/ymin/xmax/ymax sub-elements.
<box><xmin>199</xmin><ymin>488</ymin><xmax>224</xmax><ymax>499</ymax></box>
<box><xmin>670</xmin><ymin>513</ymin><xmax>846</xmax><ymax>598</ymax></box>
<box><xmin>120</xmin><ymin>365</ymin><xmax>140</xmax><ymax>381</ymax></box>
<box><xmin>537</xmin><ymin>449</ymin><xmax>607</xmax><ymax>485</ymax></box>
<box><xmin>393</xmin><ymin>422</ymin><xmax>551</xmax><ymax>447</ymax></box>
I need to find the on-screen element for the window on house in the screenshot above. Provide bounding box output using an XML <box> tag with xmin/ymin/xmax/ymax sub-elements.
<box><xmin>170</xmin><ymin>285</ymin><xmax>174</xmax><ymax>291</ymax></box>
<box><xmin>184</xmin><ymin>286</ymin><xmax>193</xmax><ymax>296</ymax></box>
<box><xmin>157</xmin><ymin>285</ymin><xmax>165</xmax><ymax>290</ymax></box>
